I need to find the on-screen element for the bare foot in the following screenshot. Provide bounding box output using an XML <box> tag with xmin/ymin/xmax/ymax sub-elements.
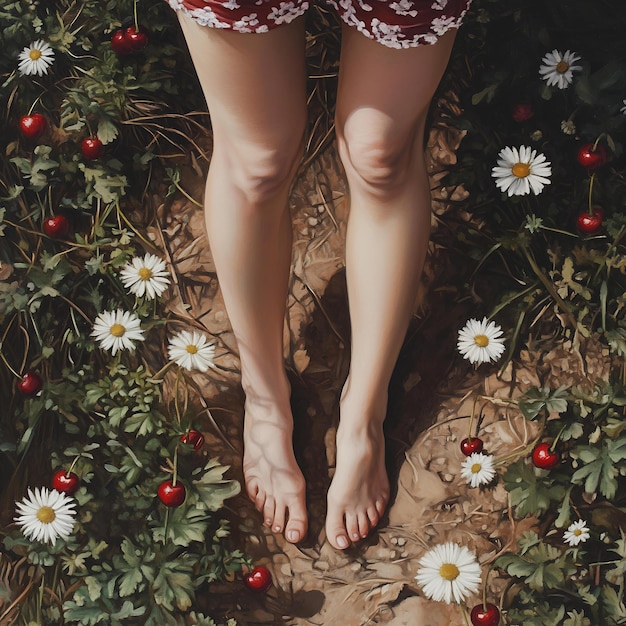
<box><xmin>325</xmin><ymin>392</ymin><xmax>389</xmax><ymax>550</ymax></box>
<box><xmin>242</xmin><ymin>389</ymin><xmax>308</xmax><ymax>543</ymax></box>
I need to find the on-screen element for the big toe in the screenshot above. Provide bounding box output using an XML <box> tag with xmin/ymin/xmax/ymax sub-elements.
<box><xmin>326</xmin><ymin>508</ymin><xmax>350</xmax><ymax>550</ymax></box>
<box><xmin>284</xmin><ymin>500</ymin><xmax>308</xmax><ymax>543</ymax></box>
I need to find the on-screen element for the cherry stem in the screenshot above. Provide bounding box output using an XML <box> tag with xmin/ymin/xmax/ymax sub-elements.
<box><xmin>467</xmin><ymin>394</ymin><xmax>479</xmax><ymax>441</ymax></box>
<box><xmin>549</xmin><ymin>423</ymin><xmax>568</xmax><ymax>453</ymax></box>
<box><xmin>591</xmin><ymin>133</ymin><xmax>605</xmax><ymax>152</ymax></box>
<box><xmin>67</xmin><ymin>454</ymin><xmax>80</xmax><ymax>476</ymax></box>
<box><xmin>27</xmin><ymin>96</ymin><xmax>42</xmax><ymax>116</ymax></box>
<box><xmin>172</xmin><ymin>445</ymin><xmax>179</xmax><ymax>487</ymax></box>
<box><xmin>588</xmin><ymin>172</ymin><xmax>596</xmax><ymax>216</ymax></box>
<box><xmin>133</xmin><ymin>0</ymin><xmax>139</xmax><ymax>31</ymax></box>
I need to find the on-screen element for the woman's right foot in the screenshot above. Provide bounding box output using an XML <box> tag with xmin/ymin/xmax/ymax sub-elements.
<box><xmin>242</xmin><ymin>388</ymin><xmax>308</xmax><ymax>544</ymax></box>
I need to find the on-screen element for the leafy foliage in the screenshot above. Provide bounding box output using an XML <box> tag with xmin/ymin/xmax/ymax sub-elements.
<box><xmin>447</xmin><ymin>0</ymin><xmax>626</xmax><ymax>622</ymax></box>
<box><xmin>0</xmin><ymin>1</ymin><xmax>245</xmax><ymax>624</ymax></box>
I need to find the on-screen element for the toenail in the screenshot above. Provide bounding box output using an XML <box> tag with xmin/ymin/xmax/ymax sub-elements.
<box><xmin>352</xmin><ymin>532</ymin><xmax>360</xmax><ymax>539</ymax></box>
<box><xmin>265</xmin><ymin>518</ymin><xmax>271</xmax><ymax>525</ymax></box>
<box><xmin>287</xmin><ymin>530</ymin><xmax>299</xmax><ymax>542</ymax></box>
<box><xmin>274</xmin><ymin>525</ymin><xmax>281</xmax><ymax>532</ymax></box>
<box><xmin>336</xmin><ymin>535</ymin><xmax>349</xmax><ymax>549</ymax></box>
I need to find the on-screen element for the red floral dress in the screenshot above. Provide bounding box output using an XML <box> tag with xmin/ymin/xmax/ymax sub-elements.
<box><xmin>166</xmin><ymin>0</ymin><xmax>472</xmax><ymax>48</ymax></box>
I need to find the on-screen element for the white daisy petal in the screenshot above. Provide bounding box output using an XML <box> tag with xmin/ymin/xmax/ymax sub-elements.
<box><xmin>119</xmin><ymin>253</ymin><xmax>170</xmax><ymax>300</ymax></box>
<box><xmin>167</xmin><ymin>329</ymin><xmax>216</xmax><ymax>372</ymax></box>
<box><xmin>457</xmin><ymin>317</ymin><xmax>506</xmax><ymax>365</ymax></box>
<box><xmin>460</xmin><ymin>452</ymin><xmax>497</xmax><ymax>487</ymax></box>
<box><xmin>415</xmin><ymin>542</ymin><xmax>482</xmax><ymax>604</ymax></box>
<box><xmin>17</xmin><ymin>40</ymin><xmax>55</xmax><ymax>77</ymax></box>
<box><xmin>563</xmin><ymin>520</ymin><xmax>590</xmax><ymax>546</ymax></box>
<box><xmin>491</xmin><ymin>145</ymin><xmax>552</xmax><ymax>197</ymax></box>
<box><xmin>14</xmin><ymin>487</ymin><xmax>76</xmax><ymax>546</ymax></box>
<box><xmin>91</xmin><ymin>309</ymin><xmax>145</xmax><ymax>355</ymax></box>
<box><xmin>539</xmin><ymin>49</ymin><xmax>582</xmax><ymax>90</ymax></box>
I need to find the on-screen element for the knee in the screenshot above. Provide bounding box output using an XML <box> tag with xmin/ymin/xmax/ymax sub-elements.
<box><xmin>337</xmin><ymin>116</ymin><xmax>426</xmax><ymax>195</ymax></box>
<box><xmin>216</xmin><ymin>138</ymin><xmax>303</xmax><ymax>207</ymax></box>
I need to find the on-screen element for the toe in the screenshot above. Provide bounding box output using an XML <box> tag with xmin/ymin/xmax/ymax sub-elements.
<box><xmin>345</xmin><ymin>511</ymin><xmax>361</xmax><ymax>543</ymax></box>
<box><xmin>367</xmin><ymin>505</ymin><xmax>380</xmax><ymax>527</ymax></box>
<box><xmin>272</xmin><ymin>500</ymin><xmax>286</xmax><ymax>534</ymax></box>
<box><xmin>326</xmin><ymin>509</ymin><xmax>350</xmax><ymax>550</ymax></box>
<box><xmin>263</xmin><ymin>495</ymin><xmax>276</xmax><ymax>528</ymax></box>
<box><xmin>357</xmin><ymin>510</ymin><xmax>370</xmax><ymax>539</ymax></box>
<box><xmin>284</xmin><ymin>499</ymin><xmax>307</xmax><ymax>543</ymax></box>
<box><xmin>375</xmin><ymin>497</ymin><xmax>387</xmax><ymax>518</ymax></box>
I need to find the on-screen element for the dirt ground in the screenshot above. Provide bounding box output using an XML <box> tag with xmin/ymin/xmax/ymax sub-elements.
<box><xmin>150</xmin><ymin>106</ymin><xmax>610</xmax><ymax>625</ymax></box>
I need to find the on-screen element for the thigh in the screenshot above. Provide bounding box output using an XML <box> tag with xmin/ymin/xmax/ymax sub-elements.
<box><xmin>177</xmin><ymin>14</ymin><xmax>308</xmax><ymax>158</ymax></box>
<box><xmin>335</xmin><ymin>26</ymin><xmax>457</xmax><ymax>151</ymax></box>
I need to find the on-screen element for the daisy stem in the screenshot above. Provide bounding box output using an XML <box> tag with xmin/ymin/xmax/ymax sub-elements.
<box><xmin>163</xmin><ymin>507</ymin><xmax>170</xmax><ymax>545</ymax></box>
<box><xmin>459</xmin><ymin>605</ymin><xmax>471</xmax><ymax>626</ymax></box>
<box><xmin>148</xmin><ymin>359</ymin><xmax>175</xmax><ymax>382</ymax></box>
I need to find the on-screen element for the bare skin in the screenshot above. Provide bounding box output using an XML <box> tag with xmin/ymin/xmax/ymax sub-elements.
<box><xmin>177</xmin><ymin>16</ymin><xmax>308</xmax><ymax>543</ymax></box>
<box><xmin>177</xmin><ymin>13</ymin><xmax>458</xmax><ymax>549</ymax></box>
<box><xmin>325</xmin><ymin>27</ymin><xmax>458</xmax><ymax>549</ymax></box>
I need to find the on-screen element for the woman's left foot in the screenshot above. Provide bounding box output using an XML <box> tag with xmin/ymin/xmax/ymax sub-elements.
<box><xmin>325</xmin><ymin>394</ymin><xmax>389</xmax><ymax>550</ymax></box>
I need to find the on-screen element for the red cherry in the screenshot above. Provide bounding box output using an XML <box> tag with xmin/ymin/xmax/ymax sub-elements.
<box><xmin>576</xmin><ymin>207</ymin><xmax>604</xmax><ymax>235</ymax></box>
<box><xmin>157</xmin><ymin>480</ymin><xmax>186</xmax><ymax>507</ymax></box>
<box><xmin>531</xmin><ymin>442</ymin><xmax>560</xmax><ymax>470</ymax></box>
<box><xmin>577</xmin><ymin>143</ymin><xmax>607</xmax><ymax>170</ymax></box>
<box><xmin>470</xmin><ymin>603</ymin><xmax>501</xmax><ymax>626</ymax></box>
<box><xmin>19</xmin><ymin>113</ymin><xmax>47</xmax><ymax>140</ymax></box>
<box><xmin>511</xmin><ymin>103</ymin><xmax>534</xmax><ymax>123</ymax></box>
<box><xmin>180</xmin><ymin>429</ymin><xmax>205</xmax><ymax>450</ymax></box>
<box><xmin>52</xmin><ymin>470</ymin><xmax>80</xmax><ymax>495</ymax></box>
<box><xmin>111</xmin><ymin>29</ymin><xmax>134</xmax><ymax>55</ymax></box>
<box><xmin>124</xmin><ymin>25</ymin><xmax>149</xmax><ymax>51</ymax></box>
<box><xmin>81</xmin><ymin>136</ymin><xmax>105</xmax><ymax>160</ymax></box>
<box><xmin>244</xmin><ymin>566</ymin><xmax>272</xmax><ymax>593</ymax></box>
<box><xmin>460</xmin><ymin>437</ymin><xmax>484</xmax><ymax>456</ymax></box>
<box><xmin>17</xmin><ymin>371</ymin><xmax>43</xmax><ymax>396</ymax></box>
<box><xmin>43</xmin><ymin>215</ymin><xmax>70</xmax><ymax>239</ymax></box>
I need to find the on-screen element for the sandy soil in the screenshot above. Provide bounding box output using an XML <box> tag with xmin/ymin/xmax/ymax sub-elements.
<box><xmin>150</xmin><ymin>108</ymin><xmax>610</xmax><ymax>625</ymax></box>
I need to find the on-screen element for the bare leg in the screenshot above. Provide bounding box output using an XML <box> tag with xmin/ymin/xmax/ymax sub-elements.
<box><xmin>177</xmin><ymin>16</ymin><xmax>308</xmax><ymax>543</ymax></box>
<box><xmin>326</xmin><ymin>28</ymin><xmax>458</xmax><ymax>549</ymax></box>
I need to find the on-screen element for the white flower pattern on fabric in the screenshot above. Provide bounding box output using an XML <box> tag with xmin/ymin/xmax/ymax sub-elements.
<box><xmin>166</xmin><ymin>0</ymin><xmax>472</xmax><ymax>48</ymax></box>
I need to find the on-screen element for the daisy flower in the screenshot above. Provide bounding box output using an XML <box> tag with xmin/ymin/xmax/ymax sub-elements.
<box><xmin>620</xmin><ymin>99</ymin><xmax>626</xmax><ymax>115</ymax></box>
<box><xmin>539</xmin><ymin>49</ymin><xmax>582</xmax><ymax>89</ymax></box>
<box><xmin>457</xmin><ymin>317</ymin><xmax>505</xmax><ymax>365</ymax></box>
<box><xmin>168</xmin><ymin>329</ymin><xmax>216</xmax><ymax>372</ymax></box>
<box><xmin>460</xmin><ymin>452</ymin><xmax>496</xmax><ymax>488</ymax></box>
<box><xmin>18</xmin><ymin>40</ymin><xmax>55</xmax><ymax>77</ymax></box>
<box><xmin>91</xmin><ymin>309</ymin><xmax>145</xmax><ymax>355</ymax></box>
<box><xmin>15</xmin><ymin>487</ymin><xmax>76</xmax><ymax>545</ymax></box>
<box><xmin>120</xmin><ymin>253</ymin><xmax>170</xmax><ymax>299</ymax></box>
<box><xmin>415</xmin><ymin>542</ymin><xmax>482</xmax><ymax>604</ymax></box>
<box><xmin>492</xmin><ymin>145</ymin><xmax>552</xmax><ymax>196</ymax></box>
<box><xmin>563</xmin><ymin>520</ymin><xmax>590</xmax><ymax>547</ymax></box>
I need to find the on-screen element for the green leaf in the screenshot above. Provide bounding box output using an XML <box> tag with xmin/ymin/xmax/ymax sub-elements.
<box><xmin>193</xmin><ymin>458</ymin><xmax>241</xmax><ymax>512</ymax></box>
<box><xmin>151</xmin><ymin>506</ymin><xmax>209</xmax><ymax>547</ymax></box>
<box><xmin>97</xmin><ymin>118</ymin><xmax>119</xmax><ymax>144</ymax></box>
<box><xmin>518</xmin><ymin>386</ymin><xmax>569</xmax><ymax>420</ymax></box>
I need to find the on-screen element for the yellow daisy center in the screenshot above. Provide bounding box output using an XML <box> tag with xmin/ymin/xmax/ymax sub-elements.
<box><xmin>138</xmin><ymin>267</ymin><xmax>153</xmax><ymax>280</ymax></box>
<box><xmin>110</xmin><ymin>323</ymin><xmax>126</xmax><ymax>337</ymax></box>
<box><xmin>37</xmin><ymin>506</ymin><xmax>56</xmax><ymax>524</ymax></box>
<box><xmin>29</xmin><ymin>49</ymin><xmax>42</xmax><ymax>61</ymax></box>
<box><xmin>573</xmin><ymin>529</ymin><xmax>582</xmax><ymax>536</ymax></box>
<box><xmin>471</xmin><ymin>463</ymin><xmax>482</xmax><ymax>473</ymax></box>
<box><xmin>439</xmin><ymin>563</ymin><xmax>460</xmax><ymax>581</ymax></box>
<box><xmin>473</xmin><ymin>334</ymin><xmax>489</xmax><ymax>348</ymax></box>
<box><xmin>512</xmin><ymin>162</ymin><xmax>530</xmax><ymax>178</ymax></box>
<box><xmin>185</xmin><ymin>344</ymin><xmax>198</xmax><ymax>354</ymax></box>
<box><xmin>556</xmin><ymin>60</ymin><xmax>569</xmax><ymax>74</ymax></box>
